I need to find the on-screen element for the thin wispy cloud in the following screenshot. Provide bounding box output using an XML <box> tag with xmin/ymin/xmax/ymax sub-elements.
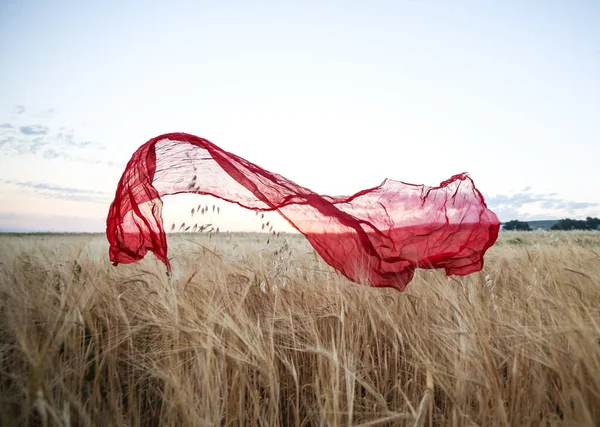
<box><xmin>2</xmin><ymin>179</ymin><xmax>112</xmax><ymax>203</ymax></box>
<box><xmin>19</xmin><ymin>125</ymin><xmax>48</xmax><ymax>135</ymax></box>
<box><xmin>42</xmin><ymin>149</ymin><xmax>64</xmax><ymax>160</ymax></box>
<box><xmin>56</xmin><ymin>130</ymin><xmax>93</xmax><ymax>148</ymax></box>
<box><xmin>487</xmin><ymin>192</ymin><xmax>558</xmax><ymax>206</ymax></box>
<box><xmin>486</xmin><ymin>190</ymin><xmax>599</xmax><ymax>221</ymax></box>
<box><xmin>15</xmin><ymin>105</ymin><xmax>25</xmax><ymax>115</ymax></box>
<box><xmin>0</xmin><ymin>135</ymin><xmax>16</xmax><ymax>150</ymax></box>
<box><xmin>0</xmin><ymin>212</ymin><xmax>105</xmax><ymax>232</ymax></box>
<box><xmin>1</xmin><ymin>124</ymin><xmax>49</xmax><ymax>155</ymax></box>
<box><xmin>0</xmin><ymin>106</ymin><xmax>120</xmax><ymax>167</ymax></box>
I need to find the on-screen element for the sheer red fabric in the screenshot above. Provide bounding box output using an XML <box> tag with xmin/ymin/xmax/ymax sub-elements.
<box><xmin>107</xmin><ymin>133</ymin><xmax>500</xmax><ymax>291</ymax></box>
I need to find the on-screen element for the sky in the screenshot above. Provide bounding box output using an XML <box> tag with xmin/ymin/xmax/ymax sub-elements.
<box><xmin>0</xmin><ymin>0</ymin><xmax>599</xmax><ymax>232</ymax></box>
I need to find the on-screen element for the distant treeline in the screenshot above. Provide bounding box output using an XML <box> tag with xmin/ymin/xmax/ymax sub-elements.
<box><xmin>503</xmin><ymin>217</ymin><xmax>600</xmax><ymax>231</ymax></box>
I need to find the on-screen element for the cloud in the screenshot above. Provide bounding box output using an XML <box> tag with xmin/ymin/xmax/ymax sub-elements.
<box><xmin>487</xmin><ymin>192</ymin><xmax>556</xmax><ymax>206</ymax></box>
<box><xmin>19</xmin><ymin>125</ymin><xmax>48</xmax><ymax>135</ymax></box>
<box><xmin>42</xmin><ymin>149</ymin><xmax>65</xmax><ymax>159</ymax></box>
<box><xmin>0</xmin><ymin>124</ymin><xmax>50</xmax><ymax>154</ymax></box>
<box><xmin>105</xmin><ymin>160</ymin><xmax>127</xmax><ymax>168</ymax></box>
<box><xmin>0</xmin><ymin>135</ymin><xmax>17</xmax><ymax>149</ymax></box>
<box><xmin>0</xmin><ymin>111</ymin><xmax>118</xmax><ymax>166</ymax></box>
<box><xmin>30</xmin><ymin>137</ymin><xmax>47</xmax><ymax>154</ymax></box>
<box><xmin>0</xmin><ymin>133</ymin><xmax>47</xmax><ymax>154</ymax></box>
<box><xmin>486</xmin><ymin>190</ymin><xmax>599</xmax><ymax>221</ymax></box>
<box><xmin>0</xmin><ymin>212</ymin><xmax>105</xmax><ymax>233</ymax></box>
<box><xmin>15</xmin><ymin>105</ymin><xmax>25</xmax><ymax>115</ymax></box>
<box><xmin>56</xmin><ymin>131</ymin><xmax>94</xmax><ymax>148</ymax></box>
<box><xmin>3</xmin><ymin>180</ymin><xmax>112</xmax><ymax>203</ymax></box>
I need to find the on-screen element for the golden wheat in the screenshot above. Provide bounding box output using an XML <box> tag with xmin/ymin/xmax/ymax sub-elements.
<box><xmin>0</xmin><ymin>231</ymin><xmax>599</xmax><ymax>426</ymax></box>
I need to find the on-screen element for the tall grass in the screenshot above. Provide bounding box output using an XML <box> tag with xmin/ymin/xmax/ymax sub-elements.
<box><xmin>0</xmin><ymin>231</ymin><xmax>599</xmax><ymax>426</ymax></box>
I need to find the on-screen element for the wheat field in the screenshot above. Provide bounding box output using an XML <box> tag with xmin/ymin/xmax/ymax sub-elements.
<box><xmin>0</xmin><ymin>230</ymin><xmax>599</xmax><ymax>426</ymax></box>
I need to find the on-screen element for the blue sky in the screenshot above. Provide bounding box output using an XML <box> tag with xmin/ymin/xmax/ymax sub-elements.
<box><xmin>0</xmin><ymin>0</ymin><xmax>598</xmax><ymax>232</ymax></box>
